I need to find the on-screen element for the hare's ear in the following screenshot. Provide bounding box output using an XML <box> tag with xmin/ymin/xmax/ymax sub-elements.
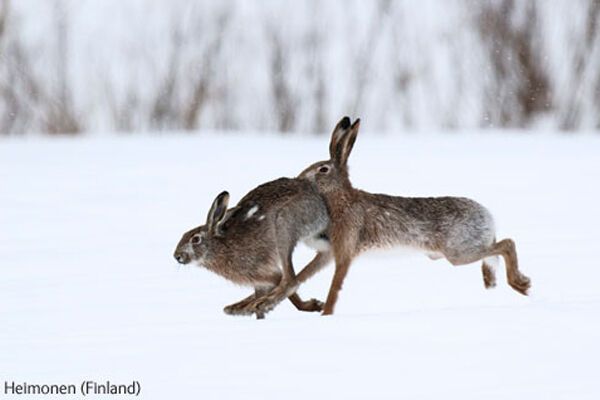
<box><xmin>206</xmin><ymin>191</ymin><xmax>230</xmax><ymax>235</ymax></box>
<box><xmin>338</xmin><ymin>118</ymin><xmax>360</xmax><ymax>168</ymax></box>
<box><xmin>329</xmin><ymin>116</ymin><xmax>352</xmax><ymax>162</ymax></box>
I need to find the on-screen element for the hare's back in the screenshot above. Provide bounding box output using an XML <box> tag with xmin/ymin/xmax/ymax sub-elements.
<box><xmin>222</xmin><ymin>178</ymin><xmax>327</xmax><ymax>234</ymax></box>
<box><xmin>360</xmin><ymin>192</ymin><xmax>495</xmax><ymax>252</ymax></box>
<box><xmin>238</xmin><ymin>178</ymin><xmax>317</xmax><ymax>205</ymax></box>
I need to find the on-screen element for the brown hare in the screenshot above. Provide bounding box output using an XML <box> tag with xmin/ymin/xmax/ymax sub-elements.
<box><xmin>173</xmin><ymin>178</ymin><xmax>332</xmax><ymax>319</ymax></box>
<box><xmin>298</xmin><ymin>117</ymin><xmax>532</xmax><ymax>315</ymax></box>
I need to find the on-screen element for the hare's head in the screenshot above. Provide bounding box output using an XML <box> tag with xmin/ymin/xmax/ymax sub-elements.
<box><xmin>299</xmin><ymin>116</ymin><xmax>360</xmax><ymax>193</ymax></box>
<box><xmin>173</xmin><ymin>191</ymin><xmax>229</xmax><ymax>266</ymax></box>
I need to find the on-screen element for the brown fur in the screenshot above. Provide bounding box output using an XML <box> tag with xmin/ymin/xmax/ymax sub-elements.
<box><xmin>482</xmin><ymin>261</ymin><xmax>497</xmax><ymax>289</ymax></box>
<box><xmin>173</xmin><ymin>180</ymin><xmax>331</xmax><ymax>319</ymax></box>
<box><xmin>299</xmin><ymin>117</ymin><xmax>531</xmax><ymax>315</ymax></box>
<box><xmin>489</xmin><ymin>239</ymin><xmax>529</xmax><ymax>295</ymax></box>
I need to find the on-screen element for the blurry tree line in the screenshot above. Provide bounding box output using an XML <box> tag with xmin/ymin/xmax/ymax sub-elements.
<box><xmin>0</xmin><ymin>0</ymin><xmax>599</xmax><ymax>135</ymax></box>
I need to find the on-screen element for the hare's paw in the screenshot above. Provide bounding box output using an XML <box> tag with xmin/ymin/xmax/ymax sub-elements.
<box><xmin>251</xmin><ymin>297</ymin><xmax>278</xmax><ymax>315</ymax></box>
<box><xmin>225</xmin><ymin>299</ymin><xmax>271</xmax><ymax>317</ymax></box>
<box><xmin>250</xmin><ymin>291</ymin><xmax>288</xmax><ymax>315</ymax></box>
<box><xmin>224</xmin><ymin>303</ymin><xmax>255</xmax><ymax>316</ymax></box>
<box><xmin>299</xmin><ymin>298</ymin><xmax>324</xmax><ymax>312</ymax></box>
<box><xmin>509</xmin><ymin>273</ymin><xmax>531</xmax><ymax>296</ymax></box>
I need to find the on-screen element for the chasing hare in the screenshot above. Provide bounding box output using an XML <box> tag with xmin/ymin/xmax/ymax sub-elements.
<box><xmin>173</xmin><ymin>178</ymin><xmax>332</xmax><ymax>319</ymax></box>
<box><xmin>298</xmin><ymin>117</ymin><xmax>532</xmax><ymax>315</ymax></box>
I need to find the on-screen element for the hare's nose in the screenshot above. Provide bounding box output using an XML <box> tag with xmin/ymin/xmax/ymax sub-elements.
<box><xmin>174</xmin><ymin>253</ymin><xmax>186</xmax><ymax>264</ymax></box>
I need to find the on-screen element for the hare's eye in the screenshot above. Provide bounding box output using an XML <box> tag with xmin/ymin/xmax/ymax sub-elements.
<box><xmin>318</xmin><ymin>166</ymin><xmax>330</xmax><ymax>174</ymax></box>
<box><xmin>191</xmin><ymin>235</ymin><xmax>201</xmax><ymax>244</ymax></box>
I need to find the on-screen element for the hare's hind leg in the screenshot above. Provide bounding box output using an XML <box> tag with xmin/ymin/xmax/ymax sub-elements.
<box><xmin>482</xmin><ymin>256</ymin><xmax>498</xmax><ymax>289</ymax></box>
<box><xmin>297</xmin><ymin>251</ymin><xmax>332</xmax><ymax>283</ymax></box>
<box><xmin>490</xmin><ymin>239</ymin><xmax>531</xmax><ymax>295</ymax></box>
<box><xmin>223</xmin><ymin>293</ymin><xmax>256</xmax><ymax>316</ymax></box>
<box><xmin>287</xmin><ymin>251</ymin><xmax>332</xmax><ymax>312</ymax></box>
<box><xmin>247</xmin><ymin>235</ymin><xmax>301</xmax><ymax>316</ymax></box>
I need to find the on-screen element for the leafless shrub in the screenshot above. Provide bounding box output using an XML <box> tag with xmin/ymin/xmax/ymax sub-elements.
<box><xmin>348</xmin><ymin>0</ymin><xmax>391</xmax><ymax>117</ymax></box>
<box><xmin>0</xmin><ymin>0</ymin><xmax>7</xmax><ymax>41</ymax></box>
<box><xmin>148</xmin><ymin>7</ymin><xmax>229</xmax><ymax>131</ymax></box>
<box><xmin>477</xmin><ymin>0</ymin><xmax>552</xmax><ymax>127</ymax></box>
<box><xmin>44</xmin><ymin>0</ymin><xmax>80</xmax><ymax>134</ymax></box>
<box><xmin>149</xmin><ymin>28</ymin><xmax>182</xmax><ymax>130</ymax></box>
<box><xmin>0</xmin><ymin>0</ymin><xmax>81</xmax><ymax>135</ymax></box>
<box><xmin>0</xmin><ymin>1</ymin><xmax>39</xmax><ymax>135</ymax></box>
<box><xmin>107</xmin><ymin>87</ymin><xmax>141</xmax><ymax>133</ymax></box>
<box><xmin>302</xmin><ymin>17</ymin><xmax>327</xmax><ymax>134</ymax></box>
<box><xmin>182</xmin><ymin>12</ymin><xmax>226</xmax><ymax>131</ymax></box>
<box><xmin>561</xmin><ymin>0</ymin><xmax>600</xmax><ymax>129</ymax></box>
<box><xmin>2</xmin><ymin>1</ymin><xmax>599</xmax><ymax>134</ymax></box>
<box><xmin>267</xmin><ymin>26</ymin><xmax>297</xmax><ymax>133</ymax></box>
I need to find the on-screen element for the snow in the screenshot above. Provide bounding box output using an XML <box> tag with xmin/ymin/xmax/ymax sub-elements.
<box><xmin>1</xmin><ymin>132</ymin><xmax>599</xmax><ymax>399</ymax></box>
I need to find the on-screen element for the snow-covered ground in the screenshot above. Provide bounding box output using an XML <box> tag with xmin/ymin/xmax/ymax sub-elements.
<box><xmin>1</xmin><ymin>132</ymin><xmax>599</xmax><ymax>399</ymax></box>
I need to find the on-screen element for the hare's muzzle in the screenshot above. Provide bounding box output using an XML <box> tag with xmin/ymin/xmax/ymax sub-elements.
<box><xmin>174</xmin><ymin>252</ymin><xmax>190</xmax><ymax>265</ymax></box>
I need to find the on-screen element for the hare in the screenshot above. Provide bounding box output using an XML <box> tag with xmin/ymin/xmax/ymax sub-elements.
<box><xmin>298</xmin><ymin>117</ymin><xmax>532</xmax><ymax>315</ymax></box>
<box><xmin>173</xmin><ymin>178</ymin><xmax>333</xmax><ymax>319</ymax></box>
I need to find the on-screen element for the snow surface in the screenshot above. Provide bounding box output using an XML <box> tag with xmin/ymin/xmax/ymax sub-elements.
<box><xmin>1</xmin><ymin>132</ymin><xmax>599</xmax><ymax>399</ymax></box>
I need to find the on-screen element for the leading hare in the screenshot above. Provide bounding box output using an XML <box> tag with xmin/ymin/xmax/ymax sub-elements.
<box><xmin>299</xmin><ymin>117</ymin><xmax>531</xmax><ymax>315</ymax></box>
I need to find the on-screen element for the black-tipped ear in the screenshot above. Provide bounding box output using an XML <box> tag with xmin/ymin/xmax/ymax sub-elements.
<box><xmin>338</xmin><ymin>118</ymin><xmax>360</xmax><ymax>167</ymax></box>
<box><xmin>329</xmin><ymin>116</ymin><xmax>352</xmax><ymax>161</ymax></box>
<box><xmin>206</xmin><ymin>191</ymin><xmax>229</xmax><ymax>235</ymax></box>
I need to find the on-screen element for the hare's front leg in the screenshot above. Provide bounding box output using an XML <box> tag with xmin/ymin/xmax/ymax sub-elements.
<box><xmin>322</xmin><ymin>229</ymin><xmax>359</xmax><ymax>315</ymax></box>
<box><xmin>287</xmin><ymin>251</ymin><xmax>332</xmax><ymax>312</ymax></box>
<box><xmin>249</xmin><ymin>286</ymin><xmax>297</xmax><ymax>316</ymax></box>
<box><xmin>249</xmin><ymin>268</ymin><xmax>299</xmax><ymax>316</ymax></box>
<box><xmin>322</xmin><ymin>255</ymin><xmax>352</xmax><ymax>315</ymax></box>
<box><xmin>250</xmin><ymin>289</ymin><xmax>326</xmax><ymax>315</ymax></box>
<box><xmin>247</xmin><ymin>251</ymin><xmax>331</xmax><ymax>314</ymax></box>
<box><xmin>250</xmin><ymin>249</ymin><xmax>339</xmax><ymax>316</ymax></box>
<box><xmin>224</xmin><ymin>286</ymin><xmax>274</xmax><ymax>319</ymax></box>
<box><xmin>223</xmin><ymin>293</ymin><xmax>257</xmax><ymax>316</ymax></box>
<box><xmin>296</xmin><ymin>250</ymin><xmax>332</xmax><ymax>284</ymax></box>
<box><xmin>246</xmin><ymin>239</ymin><xmax>301</xmax><ymax>315</ymax></box>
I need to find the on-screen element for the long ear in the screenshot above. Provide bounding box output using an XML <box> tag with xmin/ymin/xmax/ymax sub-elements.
<box><xmin>329</xmin><ymin>116</ymin><xmax>352</xmax><ymax>161</ymax></box>
<box><xmin>338</xmin><ymin>118</ymin><xmax>360</xmax><ymax>168</ymax></box>
<box><xmin>206</xmin><ymin>191</ymin><xmax>229</xmax><ymax>235</ymax></box>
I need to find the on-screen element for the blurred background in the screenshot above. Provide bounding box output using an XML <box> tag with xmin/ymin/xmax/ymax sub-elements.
<box><xmin>0</xmin><ymin>0</ymin><xmax>599</xmax><ymax>135</ymax></box>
